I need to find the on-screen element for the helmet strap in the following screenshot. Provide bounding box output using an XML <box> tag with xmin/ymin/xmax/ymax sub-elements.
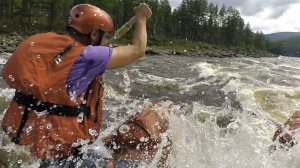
<box><xmin>67</xmin><ymin>26</ymin><xmax>90</xmax><ymax>46</ymax></box>
<box><xmin>93</xmin><ymin>30</ymin><xmax>105</xmax><ymax>46</ymax></box>
<box><xmin>67</xmin><ymin>26</ymin><xmax>105</xmax><ymax>46</ymax></box>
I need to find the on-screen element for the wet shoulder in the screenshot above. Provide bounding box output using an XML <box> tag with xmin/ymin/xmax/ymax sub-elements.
<box><xmin>81</xmin><ymin>45</ymin><xmax>112</xmax><ymax>62</ymax></box>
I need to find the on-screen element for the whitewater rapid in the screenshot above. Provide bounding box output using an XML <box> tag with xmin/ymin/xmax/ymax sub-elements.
<box><xmin>1</xmin><ymin>54</ymin><xmax>300</xmax><ymax>167</ymax></box>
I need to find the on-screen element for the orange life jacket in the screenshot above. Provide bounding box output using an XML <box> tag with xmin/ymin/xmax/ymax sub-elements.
<box><xmin>1</xmin><ymin>32</ymin><xmax>104</xmax><ymax>160</ymax></box>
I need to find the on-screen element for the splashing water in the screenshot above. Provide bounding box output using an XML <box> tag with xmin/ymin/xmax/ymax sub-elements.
<box><xmin>1</xmin><ymin>55</ymin><xmax>300</xmax><ymax>167</ymax></box>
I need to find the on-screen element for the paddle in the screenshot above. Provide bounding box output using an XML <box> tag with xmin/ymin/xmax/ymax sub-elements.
<box><xmin>106</xmin><ymin>16</ymin><xmax>136</xmax><ymax>45</ymax></box>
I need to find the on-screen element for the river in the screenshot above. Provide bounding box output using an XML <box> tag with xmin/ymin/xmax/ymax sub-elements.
<box><xmin>1</xmin><ymin>53</ymin><xmax>300</xmax><ymax>167</ymax></box>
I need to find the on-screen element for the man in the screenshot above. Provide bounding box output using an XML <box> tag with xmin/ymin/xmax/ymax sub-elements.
<box><xmin>1</xmin><ymin>3</ymin><xmax>170</xmax><ymax>167</ymax></box>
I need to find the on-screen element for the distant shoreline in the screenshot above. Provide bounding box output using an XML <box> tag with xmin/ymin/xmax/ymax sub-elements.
<box><xmin>0</xmin><ymin>33</ymin><xmax>277</xmax><ymax>58</ymax></box>
<box><xmin>145</xmin><ymin>47</ymin><xmax>277</xmax><ymax>58</ymax></box>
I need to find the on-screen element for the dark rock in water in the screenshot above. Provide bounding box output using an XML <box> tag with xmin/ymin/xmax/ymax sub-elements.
<box><xmin>170</xmin><ymin>51</ymin><xmax>183</xmax><ymax>55</ymax></box>
<box><xmin>0</xmin><ymin>34</ymin><xmax>25</xmax><ymax>54</ymax></box>
<box><xmin>7</xmin><ymin>40</ymin><xmax>15</xmax><ymax>47</ymax></box>
<box><xmin>217</xmin><ymin>115</ymin><xmax>234</xmax><ymax>128</ymax></box>
<box><xmin>145</xmin><ymin>48</ymin><xmax>159</xmax><ymax>55</ymax></box>
<box><xmin>10</xmin><ymin>32</ymin><xmax>18</xmax><ymax>36</ymax></box>
<box><xmin>3</xmin><ymin>46</ymin><xmax>14</xmax><ymax>53</ymax></box>
<box><xmin>0</xmin><ymin>52</ymin><xmax>11</xmax><ymax>59</ymax></box>
<box><xmin>0</xmin><ymin>147</ymin><xmax>31</xmax><ymax>167</ymax></box>
<box><xmin>0</xmin><ymin>40</ymin><xmax>5</xmax><ymax>46</ymax></box>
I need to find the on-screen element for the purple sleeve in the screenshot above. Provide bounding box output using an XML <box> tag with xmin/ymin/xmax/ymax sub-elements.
<box><xmin>66</xmin><ymin>45</ymin><xmax>112</xmax><ymax>97</ymax></box>
<box><xmin>82</xmin><ymin>45</ymin><xmax>112</xmax><ymax>75</ymax></box>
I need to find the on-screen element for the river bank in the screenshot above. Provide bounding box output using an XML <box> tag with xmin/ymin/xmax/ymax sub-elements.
<box><xmin>0</xmin><ymin>33</ymin><xmax>277</xmax><ymax>58</ymax></box>
<box><xmin>146</xmin><ymin>47</ymin><xmax>276</xmax><ymax>58</ymax></box>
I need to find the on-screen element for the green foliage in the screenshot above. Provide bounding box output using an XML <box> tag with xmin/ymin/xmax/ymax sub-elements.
<box><xmin>268</xmin><ymin>36</ymin><xmax>300</xmax><ymax>56</ymax></box>
<box><xmin>0</xmin><ymin>0</ymin><xmax>268</xmax><ymax>51</ymax></box>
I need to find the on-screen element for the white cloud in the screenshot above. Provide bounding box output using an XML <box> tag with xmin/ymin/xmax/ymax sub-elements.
<box><xmin>169</xmin><ymin>0</ymin><xmax>182</xmax><ymax>9</ymax></box>
<box><xmin>243</xmin><ymin>4</ymin><xmax>300</xmax><ymax>34</ymax></box>
<box><xmin>168</xmin><ymin>0</ymin><xmax>300</xmax><ymax>34</ymax></box>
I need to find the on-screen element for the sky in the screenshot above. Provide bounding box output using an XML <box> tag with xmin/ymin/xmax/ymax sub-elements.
<box><xmin>169</xmin><ymin>0</ymin><xmax>300</xmax><ymax>34</ymax></box>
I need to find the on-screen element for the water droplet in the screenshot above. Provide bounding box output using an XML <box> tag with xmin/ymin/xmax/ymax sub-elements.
<box><xmin>82</xmin><ymin>154</ymin><xmax>88</xmax><ymax>160</ymax></box>
<box><xmin>94</xmin><ymin>13</ymin><xmax>97</xmax><ymax>16</ymax></box>
<box><xmin>48</xmin><ymin>145</ymin><xmax>54</xmax><ymax>149</ymax></box>
<box><xmin>56</xmin><ymin>144</ymin><xmax>62</xmax><ymax>150</ymax></box>
<box><xmin>17</xmin><ymin>159</ymin><xmax>22</xmax><ymax>164</ymax></box>
<box><xmin>36</xmin><ymin>54</ymin><xmax>41</xmax><ymax>58</ymax></box>
<box><xmin>88</xmin><ymin>129</ymin><xmax>98</xmax><ymax>136</ymax></box>
<box><xmin>30</xmin><ymin>42</ymin><xmax>35</xmax><ymax>46</ymax></box>
<box><xmin>77</xmin><ymin>113</ymin><xmax>84</xmax><ymax>123</ymax></box>
<box><xmin>81</xmin><ymin>12</ymin><xmax>84</xmax><ymax>15</ymax></box>
<box><xmin>25</xmin><ymin>126</ymin><xmax>33</xmax><ymax>133</ymax></box>
<box><xmin>140</xmin><ymin>137</ymin><xmax>145</xmax><ymax>142</ymax></box>
<box><xmin>8</xmin><ymin>75</ymin><xmax>15</xmax><ymax>81</ymax></box>
<box><xmin>47</xmin><ymin>123</ymin><xmax>52</xmax><ymax>129</ymax></box>
<box><xmin>113</xmin><ymin>144</ymin><xmax>118</xmax><ymax>149</ymax></box>
<box><xmin>119</xmin><ymin>125</ymin><xmax>130</xmax><ymax>134</ymax></box>
<box><xmin>6</xmin><ymin>126</ymin><xmax>12</xmax><ymax>133</ymax></box>
<box><xmin>69</xmin><ymin>91</ymin><xmax>77</xmax><ymax>102</ymax></box>
<box><xmin>72</xmin><ymin>142</ymin><xmax>79</xmax><ymax>147</ymax></box>
<box><xmin>76</xmin><ymin>138</ymin><xmax>90</xmax><ymax>145</ymax></box>
<box><xmin>77</xmin><ymin>160</ymin><xmax>83</xmax><ymax>166</ymax></box>
<box><xmin>136</xmin><ymin>144</ymin><xmax>140</xmax><ymax>150</ymax></box>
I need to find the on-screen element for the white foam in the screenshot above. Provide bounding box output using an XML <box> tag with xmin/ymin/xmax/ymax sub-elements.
<box><xmin>190</xmin><ymin>62</ymin><xmax>217</xmax><ymax>79</ymax></box>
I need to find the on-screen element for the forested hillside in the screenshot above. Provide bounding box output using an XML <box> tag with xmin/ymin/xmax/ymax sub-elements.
<box><xmin>269</xmin><ymin>35</ymin><xmax>300</xmax><ymax>56</ymax></box>
<box><xmin>0</xmin><ymin>0</ymin><xmax>269</xmax><ymax>50</ymax></box>
<box><xmin>265</xmin><ymin>32</ymin><xmax>300</xmax><ymax>42</ymax></box>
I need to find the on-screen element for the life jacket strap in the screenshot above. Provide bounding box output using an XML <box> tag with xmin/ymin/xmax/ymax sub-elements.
<box><xmin>53</xmin><ymin>41</ymin><xmax>75</xmax><ymax>64</ymax></box>
<box><xmin>11</xmin><ymin>107</ymin><xmax>29</xmax><ymax>144</ymax></box>
<box><xmin>11</xmin><ymin>91</ymin><xmax>91</xmax><ymax>144</ymax></box>
<box><xmin>13</xmin><ymin>91</ymin><xmax>90</xmax><ymax>117</ymax></box>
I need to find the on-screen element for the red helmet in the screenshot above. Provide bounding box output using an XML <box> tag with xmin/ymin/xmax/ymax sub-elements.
<box><xmin>68</xmin><ymin>4</ymin><xmax>113</xmax><ymax>34</ymax></box>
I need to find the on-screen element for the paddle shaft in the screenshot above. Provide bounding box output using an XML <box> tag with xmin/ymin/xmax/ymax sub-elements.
<box><xmin>107</xmin><ymin>16</ymin><xmax>136</xmax><ymax>44</ymax></box>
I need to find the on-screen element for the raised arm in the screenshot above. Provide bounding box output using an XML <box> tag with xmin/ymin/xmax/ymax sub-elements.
<box><xmin>107</xmin><ymin>3</ymin><xmax>152</xmax><ymax>70</ymax></box>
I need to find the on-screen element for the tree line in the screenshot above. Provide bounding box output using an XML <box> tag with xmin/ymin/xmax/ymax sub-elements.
<box><xmin>0</xmin><ymin>0</ymin><xmax>269</xmax><ymax>50</ymax></box>
<box><xmin>269</xmin><ymin>36</ymin><xmax>300</xmax><ymax>57</ymax></box>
